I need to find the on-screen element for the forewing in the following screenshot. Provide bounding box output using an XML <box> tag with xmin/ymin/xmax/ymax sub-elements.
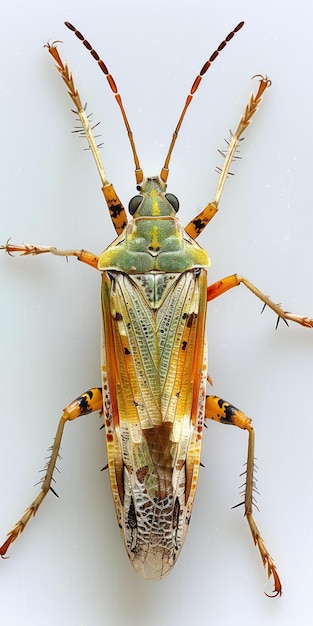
<box><xmin>101</xmin><ymin>268</ymin><xmax>207</xmax><ymax>575</ymax></box>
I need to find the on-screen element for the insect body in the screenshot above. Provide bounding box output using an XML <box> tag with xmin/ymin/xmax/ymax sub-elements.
<box><xmin>1</xmin><ymin>21</ymin><xmax>312</xmax><ymax>595</ymax></box>
<box><xmin>100</xmin><ymin>176</ymin><xmax>209</xmax><ymax>579</ymax></box>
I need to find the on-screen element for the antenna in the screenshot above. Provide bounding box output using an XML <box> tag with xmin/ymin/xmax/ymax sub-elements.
<box><xmin>65</xmin><ymin>21</ymin><xmax>144</xmax><ymax>185</ymax></box>
<box><xmin>160</xmin><ymin>21</ymin><xmax>244</xmax><ymax>182</ymax></box>
<box><xmin>64</xmin><ymin>21</ymin><xmax>244</xmax><ymax>186</ymax></box>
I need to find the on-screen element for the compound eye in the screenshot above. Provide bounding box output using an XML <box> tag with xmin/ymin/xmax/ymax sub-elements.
<box><xmin>165</xmin><ymin>193</ymin><xmax>179</xmax><ymax>212</ymax></box>
<box><xmin>128</xmin><ymin>195</ymin><xmax>143</xmax><ymax>215</ymax></box>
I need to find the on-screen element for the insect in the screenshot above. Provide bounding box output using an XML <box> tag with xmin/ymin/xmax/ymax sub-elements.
<box><xmin>1</xmin><ymin>20</ymin><xmax>312</xmax><ymax>597</ymax></box>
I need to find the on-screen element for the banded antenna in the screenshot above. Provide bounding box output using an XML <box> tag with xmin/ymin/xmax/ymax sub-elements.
<box><xmin>64</xmin><ymin>21</ymin><xmax>244</xmax><ymax>185</ymax></box>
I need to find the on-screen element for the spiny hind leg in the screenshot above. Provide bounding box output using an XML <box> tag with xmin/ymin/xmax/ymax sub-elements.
<box><xmin>205</xmin><ymin>395</ymin><xmax>282</xmax><ymax>597</ymax></box>
<box><xmin>0</xmin><ymin>387</ymin><xmax>102</xmax><ymax>557</ymax></box>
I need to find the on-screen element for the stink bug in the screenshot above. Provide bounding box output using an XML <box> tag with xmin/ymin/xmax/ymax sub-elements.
<box><xmin>1</xmin><ymin>20</ymin><xmax>312</xmax><ymax>597</ymax></box>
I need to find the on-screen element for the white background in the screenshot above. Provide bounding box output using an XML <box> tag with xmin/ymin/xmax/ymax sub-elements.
<box><xmin>1</xmin><ymin>1</ymin><xmax>313</xmax><ymax>625</ymax></box>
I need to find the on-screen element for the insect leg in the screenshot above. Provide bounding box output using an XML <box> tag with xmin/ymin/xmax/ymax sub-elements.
<box><xmin>0</xmin><ymin>387</ymin><xmax>102</xmax><ymax>557</ymax></box>
<box><xmin>46</xmin><ymin>41</ymin><xmax>128</xmax><ymax>235</ymax></box>
<box><xmin>185</xmin><ymin>76</ymin><xmax>271</xmax><ymax>239</ymax></box>
<box><xmin>205</xmin><ymin>395</ymin><xmax>282</xmax><ymax>597</ymax></box>
<box><xmin>207</xmin><ymin>274</ymin><xmax>313</xmax><ymax>328</ymax></box>
<box><xmin>1</xmin><ymin>242</ymin><xmax>99</xmax><ymax>269</ymax></box>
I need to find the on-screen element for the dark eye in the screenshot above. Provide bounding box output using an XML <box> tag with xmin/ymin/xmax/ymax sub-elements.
<box><xmin>165</xmin><ymin>193</ymin><xmax>179</xmax><ymax>212</ymax></box>
<box><xmin>128</xmin><ymin>195</ymin><xmax>143</xmax><ymax>215</ymax></box>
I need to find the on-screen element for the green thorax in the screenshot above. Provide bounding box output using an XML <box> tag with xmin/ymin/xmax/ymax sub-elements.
<box><xmin>98</xmin><ymin>177</ymin><xmax>210</xmax><ymax>274</ymax></box>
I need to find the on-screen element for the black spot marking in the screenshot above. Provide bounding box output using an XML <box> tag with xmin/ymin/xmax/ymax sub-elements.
<box><xmin>221</xmin><ymin>404</ymin><xmax>237</xmax><ymax>424</ymax></box>
<box><xmin>187</xmin><ymin>312</ymin><xmax>197</xmax><ymax>327</ymax></box>
<box><xmin>192</xmin><ymin>219</ymin><xmax>206</xmax><ymax>235</ymax></box>
<box><xmin>78</xmin><ymin>395</ymin><xmax>90</xmax><ymax>413</ymax></box>
<box><xmin>109</xmin><ymin>203</ymin><xmax>126</xmax><ymax>219</ymax></box>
